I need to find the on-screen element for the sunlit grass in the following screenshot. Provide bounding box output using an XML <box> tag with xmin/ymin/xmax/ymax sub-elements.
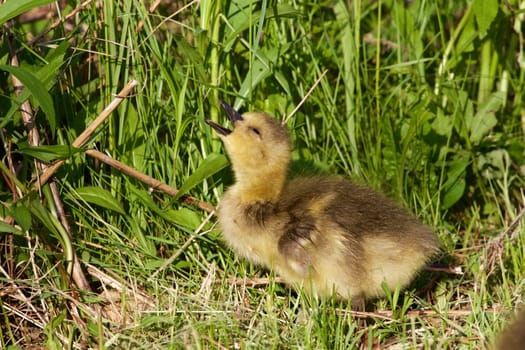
<box><xmin>0</xmin><ymin>0</ymin><xmax>524</xmax><ymax>348</ymax></box>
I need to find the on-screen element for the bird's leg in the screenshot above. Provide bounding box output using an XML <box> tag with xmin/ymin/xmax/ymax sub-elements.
<box><xmin>351</xmin><ymin>295</ymin><xmax>366</xmax><ymax>312</ymax></box>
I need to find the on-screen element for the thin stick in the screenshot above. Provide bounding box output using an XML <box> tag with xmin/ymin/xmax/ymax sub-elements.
<box><xmin>227</xmin><ymin>276</ymin><xmax>285</xmax><ymax>286</ymax></box>
<box><xmin>485</xmin><ymin>204</ymin><xmax>525</xmax><ymax>274</ymax></box>
<box><xmin>73</xmin><ymin>81</ymin><xmax>139</xmax><ymax>148</ymax></box>
<box><xmin>492</xmin><ymin>205</ymin><xmax>525</xmax><ymax>243</ymax></box>
<box><xmin>36</xmin><ymin>80</ymin><xmax>139</xmax><ymax>188</ymax></box>
<box><xmin>150</xmin><ymin>211</ymin><xmax>215</xmax><ymax>279</ymax></box>
<box><xmin>8</xmin><ymin>31</ymin><xmax>92</xmax><ymax>301</ymax></box>
<box><xmin>338</xmin><ymin>307</ymin><xmax>500</xmax><ymax>320</ymax></box>
<box><xmin>18</xmin><ymin>0</ymin><xmax>94</xmax><ymax>55</ymax></box>
<box><xmin>85</xmin><ymin>263</ymin><xmax>155</xmax><ymax>308</ymax></box>
<box><xmin>85</xmin><ymin>149</ymin><xmax>215</xmax><ymax>213</ymax></box>
<box><xmin>281</xmin><ymin>69</ymin><xmax>328</xmax><ymax>125</ymax></box>
<box><xmin>424</xmin><ymin>263</ymin><xmax>463</xmax><ymax>275</ymax></box>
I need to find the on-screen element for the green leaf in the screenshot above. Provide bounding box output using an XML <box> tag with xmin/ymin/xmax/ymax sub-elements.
<box><xmin>442</xmin><ymin>177</ymin><xmax>466</xmax><ymax>210</ymax></box>
<box><xmin>17</xmin><ymin>144</ymin><xmax>83</xmax><ymax>162</ymax></box>
<box><xmin>223</xmin><ymin>3</ymin><xmax>302</xmax><ymax>52</ymax></box>
<box><xmin>129</xmin><ymin>187</ymin><xmax>201</xmax><ymax>230</ymax></box>
<box><xmin>130</xmin><ymin>187</ymin><xmax>164</xmax><ymax>214</ymax></box>
<box><xmin>468</xmin><ymin>92</ymin><xmax>503</xmax><ymax>144</ymax></box>
<box><xmin>441</xmin><ymin>156</ymin><xmax>470</xmax><ymax>209</ymax></box>
<box><xmin>163</xmin><ymin>207</ymin><xmax>202</xmax><ymax>229</ymax></box>
<box><xmin>469</xmin><ymin>114</ymin><xmax>497</xmax><ymax>145</ymax></box>
<box><xmin>431</xmin><ymin>109</ymin><xmax>454</xmax><ymax>137</ymax></box>
<box><xmin>0</xmin><ymin>65</ymin><xmax>56</xmax><ymax>129</ymax></box>
<box><xmin>11</xmin><ymin>202</ymin><xmax>32</xmax><ymax>232</ymax></box>
<box><xmin>73</xmin><ymin>187</ymin><xmax>126</xmax><ymax>216</ymax></box>
<box><xmin>1</xmin><ymin>41</ymin><xmax>69</xmax><ymax>130</ymax></box>
<box><xmin>0</xmin><ymin>221</ymin><xmax>24</xmax><ymax>235</ymax></box>
<box><xmin>174</xmin><ymin>153</ymin><xmax>229</xmax><ymax>200</ymax></box>
<box><xmin>236</xmin><ymin>55</ymin><xmax>272</xmax><ymax>109</ymax></box>
<box><xmin>27</xmin><ymin>198</ymin><xmax>61</xmax><ymax>237</ymax></box>
<box><xmin>234</xmin><ymin>47</ymin><xmax>292</xmax><ymax>109</ymax></box>
<box><xmin>455</xmin><ymin>13</ymin><xmax>477</xmax><ymax>54</ymax></box>
<box><xmin>473</xmin><ymin>0</ymin><xmax>499</xmax><ymax>36</ymax></box>
<box><xmin>0</xmin><ymin>0</ymin><xmax>55</xmax><ymax>25</ymax></box>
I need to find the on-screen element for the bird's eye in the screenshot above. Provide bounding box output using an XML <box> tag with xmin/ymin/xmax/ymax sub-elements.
<box><xmin>250</xmin><ymin>127</ymin><xmax>261</xmax><ymax>136</ymax></box>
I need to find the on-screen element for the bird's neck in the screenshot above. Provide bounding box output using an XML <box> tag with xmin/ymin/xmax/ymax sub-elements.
<box><xmin>232</xmin><ymin>169</ymin><xmax>287</xmax><ymax>204</ymax></box>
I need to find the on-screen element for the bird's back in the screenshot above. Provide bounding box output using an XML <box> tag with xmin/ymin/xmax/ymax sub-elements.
<box><xmin>280</xmin><ymin>176</ymin><xmax>435</xmax><ymax>241</ymax></box>
<box><xmin>275</xmin><ymin>176</ymin><xmax>439</xmax><ymax>298</ymax></box>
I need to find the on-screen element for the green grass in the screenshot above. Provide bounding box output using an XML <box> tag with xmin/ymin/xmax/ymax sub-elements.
<box><xmin>1</xmin><ymin>0</ymin><xmax>524</xmax><ymax>348</ymax></box>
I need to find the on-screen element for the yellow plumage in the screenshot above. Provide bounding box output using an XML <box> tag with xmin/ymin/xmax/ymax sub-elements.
<box><xmin>206</xmin><ymin>101</ymin><xmax>439</xmax><ymax>305</ymax></box>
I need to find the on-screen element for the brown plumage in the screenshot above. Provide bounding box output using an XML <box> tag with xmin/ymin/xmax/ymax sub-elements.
<box><xmin>494</xmin><ymin>309</ymin><xmax>525</xmax><ymax>350</ymax></box>
<box><xmin>206</xmin><ymin>101</ymin><xmax>440</xmax><ymax>304</ymax></box>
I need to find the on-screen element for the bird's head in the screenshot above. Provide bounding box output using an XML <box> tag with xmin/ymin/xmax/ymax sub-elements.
<box><xmin>206</xmin><ymin>101</ymin><xmax>291</xmax><ymax>201</ymax></box>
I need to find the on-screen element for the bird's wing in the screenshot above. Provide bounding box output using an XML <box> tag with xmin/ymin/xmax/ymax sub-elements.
<box><xmin>277</xmin><ymin>214</ymin><xmax>318</xmax><ymax>277</ymax></box>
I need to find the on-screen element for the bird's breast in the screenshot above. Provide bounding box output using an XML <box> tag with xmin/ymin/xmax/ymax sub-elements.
<box><xmin>217</xmin><ymin>192</ymin><xmax>283</xmax><ymax>268</ymax></box>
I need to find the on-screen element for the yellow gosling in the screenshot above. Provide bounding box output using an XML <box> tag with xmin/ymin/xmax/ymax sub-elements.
<box><xmin>206</xmin><ymin>101</ymin><xmax>440</xmax><ymax>306</ymax></box>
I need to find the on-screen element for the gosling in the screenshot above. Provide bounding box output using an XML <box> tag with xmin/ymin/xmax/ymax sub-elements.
<box><xmin>206</xmin><ymin>101</ymin><xmax>440</xmax><ymax>305</ymax></box>
<box><xmin>494</xmin><ymin>309</ymin><xmax>525</xmax><ymax>350</ymax></box>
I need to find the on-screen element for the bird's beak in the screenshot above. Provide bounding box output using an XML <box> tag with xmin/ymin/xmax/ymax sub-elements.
<box><xmin>205</xmin><ymin>100</ymin><xmax>244</xmax><ymax>136</ymax></box>
<box><xmin>219</xmin><ymin>100</ymin><xmax>244</xmax><ymax>124</ymax></box>
<box><xmin>205</xmin><ymin>119</ymin><xmax>231</xmax><ymax>136</ymax></box>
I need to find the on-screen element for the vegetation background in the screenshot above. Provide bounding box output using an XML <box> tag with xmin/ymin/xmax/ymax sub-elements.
<box><xmin>1</xmin><ymin>0</ymin><xmax>524</xmax><ymax>348</ymax></box>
